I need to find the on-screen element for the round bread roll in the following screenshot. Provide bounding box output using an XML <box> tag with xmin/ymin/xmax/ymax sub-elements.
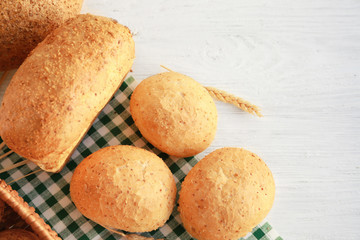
<box><xmin>70</xmin><ymin>145</ymin><xmax>177</xmax><ymax>232</ymax></box>
<box><xmin>130</xmin><ymin>72</ymin><xmax>218</xmax><ymax>158</ymax></box>
<box><xmin>0</xmin><ymin>229</ymin><xmax>39</xmax><ymax>240</ymax></box>
<box><xmin>0</xmin><ymin>0</ymin><xmax>83</xmax><ymax>71</ymax></box>
<box><xmin>178</xmin><ymin>148</ymin><xmax>275</xmax><ymax>240</ymax></box>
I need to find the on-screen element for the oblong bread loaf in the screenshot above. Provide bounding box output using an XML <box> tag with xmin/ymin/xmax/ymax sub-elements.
<box><xmin>0</xmin><ymin>14</ymin><xmax>135</xmax><ymax>172</ymax></box>
<box><xmin>0</xmin><ymin>0</ymin><xmax>84</xmax><ymax>71</ymax></box>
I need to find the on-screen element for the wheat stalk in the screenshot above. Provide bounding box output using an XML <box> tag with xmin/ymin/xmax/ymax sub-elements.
<box><xmin>8</xmin><ymin>168</ymin><xmax>42</xmax><ymax>184</ymax></box>
<box><xmin>160</xmin><ymin>65</ymin><xmax>263</xmax><ymax>117</ymax></box>
<box><xmin>0</xmin><ymin>150</ymin><xmax>14</xmax><ymax>160</ymax></box>
<box><xmin>205</xmin><ymin>86</ymin><xmax>263</xmax><ymax>117</ymax></box>
<box><xmin>0</xmin><ymin>160</ymin><xmax>29</xmax><ymax>174</ymax></box>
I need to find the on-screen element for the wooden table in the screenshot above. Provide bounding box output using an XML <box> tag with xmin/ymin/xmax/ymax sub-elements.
<box><xmin>1</xmin><ymin>1</ymin><xmax>359</xmax><ymax>239</ymax></box>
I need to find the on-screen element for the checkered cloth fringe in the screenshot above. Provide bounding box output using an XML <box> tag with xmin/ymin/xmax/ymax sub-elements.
<box><xmin>0</xmin><ymin>76</ymin><xmax>282</xmax><ymax>240</ymax></box>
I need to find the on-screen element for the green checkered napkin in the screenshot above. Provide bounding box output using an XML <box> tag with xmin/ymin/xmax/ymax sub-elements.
<box><xmin>0</xmin><ymin>77</ymin><xmax>282</xmax><ymax>240</ymax></box>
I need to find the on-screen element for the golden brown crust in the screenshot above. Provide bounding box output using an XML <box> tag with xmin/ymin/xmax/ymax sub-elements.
<box><xmin>70</xmin><ymin>145</ymin><xmax>177</xmax><ymax>233</ymax></box>
<box><xmin>0</xmin><ymin>0</ymin><xmax>84</xmax><ymax>71</ymax></box>
<box><xmin>0</xmin><ymin>14</ymin><xmax>135</xmax><ymax>172</ymax></box>
<box><xmin>0</xmin><ymin>229</ymin><xmax>39</xmax><ymax>240</ymax></box>
<box><xmin>178</xmin><ymin>148</ymin><xmax>275</xmax><ymax>240</ymax></box>
<box><xmin>130</xmin><ymin>72</ymin><xmax>217</xmax><ymax>158</ymax></box>
<box><xmin>126</xmin><ymin>234</ymin><xmax>162</xmax><ymax>240</ymax></box>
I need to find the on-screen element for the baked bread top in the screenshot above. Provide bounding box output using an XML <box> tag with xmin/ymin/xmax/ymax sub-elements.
<box><xmin>178</xmin><ymin>147</ymin><xmax>275</xmax><ymax>240</ymax></box>
<box><xmin>70</xmin><ymin>145</ymin><xmax>177</xmax><ymax>233</ymax></box>
<box><xmin>130</xmin><ymin>71</ymin><xmax>218</xmax><ymax>158</ymax></box>
<box><xmin>0</xmin><ymin>0</ymin><xmax>83</xmax><ymax>70</ymax></box>
<box><xmin>0</xmin><ymin>14</ymin><xmax>135</xmax><ymax>172</ymax></box>
<box><xmin>0</xmin><ymin>229</ymin><xmax>39</xmax><ymax>240</ymax></box>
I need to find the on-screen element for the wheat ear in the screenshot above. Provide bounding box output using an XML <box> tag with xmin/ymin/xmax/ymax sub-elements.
<box><xmin>205</xmin><ymin>87</ymin><xmax>263</xmax><ymax>117</ymax></box>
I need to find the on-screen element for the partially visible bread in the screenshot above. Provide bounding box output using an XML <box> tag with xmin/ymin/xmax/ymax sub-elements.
<box><xmin>0</xmin><ymin>0</ymin><xmax>83</xmax><ymax>71</ymax></box>
<box><xmin>130</xmin><ymin>72</ymin><xmax>218</xmax><ymax>158</ymax></box>
<box><xmin>70</xmin><ymin>145</ymin><xmax>177</xmax><ymax>233</ymax></box>
<box><xmin>0</xmin><ymin>14</ymin><xmax>135</xmax><ymax>172</ymax></box>
<box><xmin>0</xmin><ymin>199</ymin><xmax>4</xmax><ymax>224</ymax></box>
<box><xmin>0</xmin><ymin>229</ymin><xmax>39</xmax><ymax>240</ymax></box>
<box><xmin>178</xmin><ymin>148</ymin><xmax>275</xmax><ymax>240</ymax></box>
<box><xmin>126</xmin><ymin>234</ymin><xmax>162</xmax><ymax>240</ymax></box>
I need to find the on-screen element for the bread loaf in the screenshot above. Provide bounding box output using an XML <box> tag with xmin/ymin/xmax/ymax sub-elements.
<box><xmin>0</xmin><ymin>14</ymin><xmax>135</xmax><ymax>172</ymax></box>
<box><xmin>130</xmin><ymin>72</ymin><xmax>217</xmax><ymax>158</ymax></box>
<box><xmin>0</xmin><ymin>0</ymin><xmax>83</xmax><ymax>71</ymax></box>
<box><xmin>70</xmin><ymin>145</ymin><xmax>176</xmax><ymax>232</ymax></box>
<box><xmin>178</xmin><ymin>148</ymin><xmax>275</xmax><ymax>240</ymax></box>
<box><xmin>0</xmin><ymin>229</ymin><xmax>39</xmax><ymax>240</ymax></box>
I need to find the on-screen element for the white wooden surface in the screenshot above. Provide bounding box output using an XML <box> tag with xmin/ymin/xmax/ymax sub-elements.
<box><xmin>1</xmin><ymin>0</ymin><xmax>360</xmax><ymax>239</ymax></box>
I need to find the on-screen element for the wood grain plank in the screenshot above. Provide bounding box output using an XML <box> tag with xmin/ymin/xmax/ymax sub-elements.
<box><xmin>1</xmin><ymin>0</ymin><xmax>360</xmax><ymax>239</ymax></box>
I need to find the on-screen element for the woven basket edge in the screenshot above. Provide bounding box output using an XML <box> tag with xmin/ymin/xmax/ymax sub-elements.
<box><xmin>0</xmin><ymin>179</ymin><xmax>61</xmax><ymax>240</ymax></box>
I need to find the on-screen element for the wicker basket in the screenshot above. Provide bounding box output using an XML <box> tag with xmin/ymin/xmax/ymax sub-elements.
<box><xmin>0</xmin><ymin>179</ymin><xmax>61</xmax><ymax>240</ymax></box>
